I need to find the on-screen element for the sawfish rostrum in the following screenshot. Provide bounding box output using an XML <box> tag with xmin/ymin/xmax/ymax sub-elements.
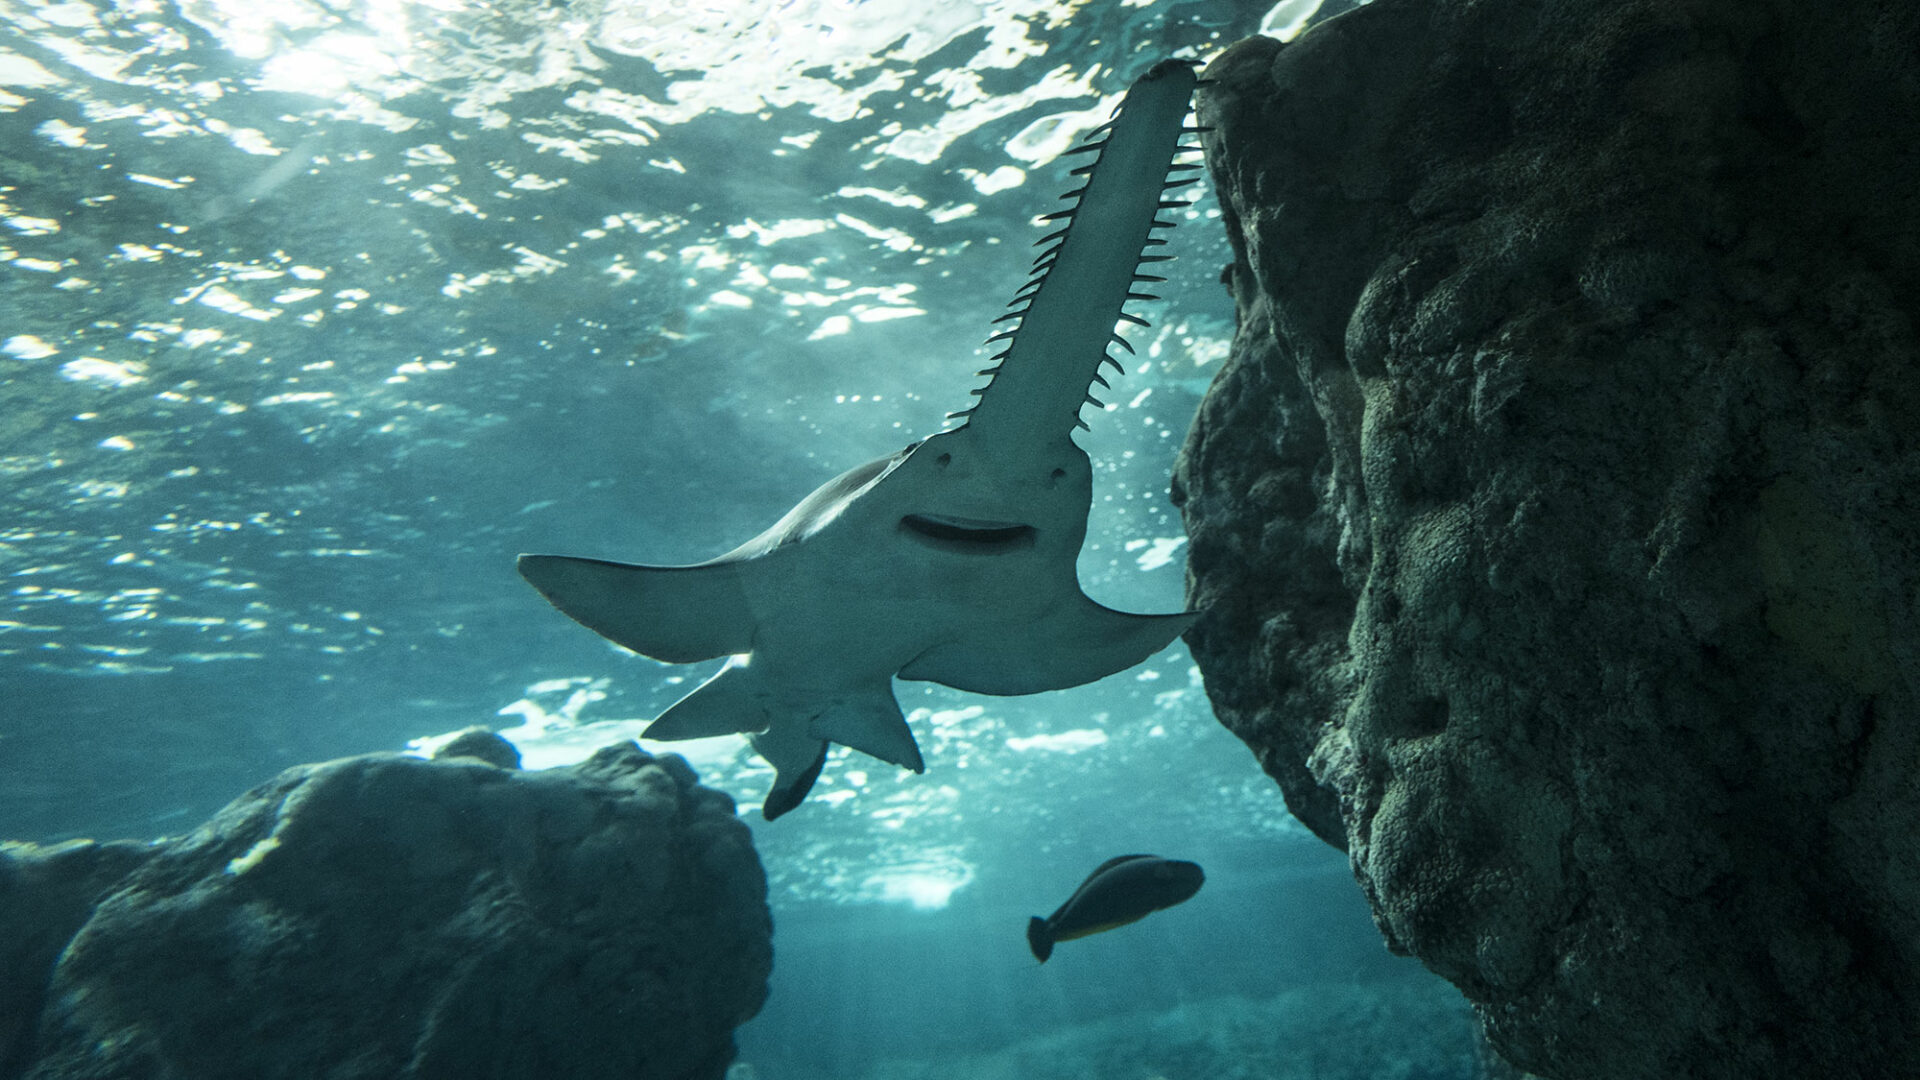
<box><xmin>519</xmin><ymin>60</ymin><xmax>1204</xmax><ymax>818</ymax></box>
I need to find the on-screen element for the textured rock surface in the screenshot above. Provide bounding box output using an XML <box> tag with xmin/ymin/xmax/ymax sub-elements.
<box><xmin>0</xmin><ymin>840</ymin><xmax>154</xmax><ymax>1078</ymax></box>
<box><xmin>11</xmin><ymin>738</ymin><xmax>769</xmax><ymax>1080</ymax></box>
<box><xmin>1173</xmin><ymin>2</ymin><xmax>1920</xmax><ymax>1078</ymax></box>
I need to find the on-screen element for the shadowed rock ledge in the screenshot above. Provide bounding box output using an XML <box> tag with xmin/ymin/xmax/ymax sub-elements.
<box><xmin>1173</xmin><ymin>1</ymin><xmax>1920</xmax><ymax>1077</ymax></box>
<box><xmin>2</xmin><ymin>735</ymin><xmax>770</xmax><ymax>1080</ymax></box>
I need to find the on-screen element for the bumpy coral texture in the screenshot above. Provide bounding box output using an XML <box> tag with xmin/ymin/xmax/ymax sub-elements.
<box><xmin>1173</xmin><ymin>1</ymin><xmax>1920</xmax><ymax>1077</ymax></box>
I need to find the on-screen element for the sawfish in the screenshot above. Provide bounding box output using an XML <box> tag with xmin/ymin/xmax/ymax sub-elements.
<box><xmin>520</xmin><ymin>60</ymin><xmax>1205</xmax><ymax>818</ymax></box>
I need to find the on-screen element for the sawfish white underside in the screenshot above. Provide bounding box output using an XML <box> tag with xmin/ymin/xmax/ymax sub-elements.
<box><xmin>515</xmin><ymin>427</ymin><xmax>1197</xmax><ymax>817</ymax></box>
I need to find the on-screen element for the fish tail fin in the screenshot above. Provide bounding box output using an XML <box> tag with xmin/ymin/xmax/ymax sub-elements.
<box><xmin>1027</xmin><ymin>917</ymin><xmax>1054</xmax><ymax>963</ymax></box>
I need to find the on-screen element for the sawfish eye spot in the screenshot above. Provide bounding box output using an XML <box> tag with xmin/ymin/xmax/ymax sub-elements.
<box><xmin>936</xmin><ymin>452</ymin><xmax>952</xmax><ymax>467</ymax></box>
<box><xmin>899</xmin><ymin>514</ymin><xmax>1037</xmax><ymax>552</ymax></box>
<box><xmin>1050</xmin><ymin>467</ymin><xmax>1067</xmax><ymax>484</ymax></box>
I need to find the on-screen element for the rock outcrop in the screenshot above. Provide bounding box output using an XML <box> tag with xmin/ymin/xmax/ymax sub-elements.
<box><xmin>1173</xmin><ymin>2</ymin><xmax>1920</xmax><ymax>1077</ymax></box>
<box><xmin>4</xmin><ymin>737</ymin><xmax>769</xmax><ymax>1080</ymax></box>
<box><xmin>0</xmin><ymin>840</ymin><xmax>155</xmax><ymax>1079</ymax></box>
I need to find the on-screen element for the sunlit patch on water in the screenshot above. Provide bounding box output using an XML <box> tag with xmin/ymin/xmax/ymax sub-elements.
<box><xmin>861</xmin><ymin>855</ymin><xmax>975</xmax><ymax>910</ymax></box>
<box><xmin>60</xmin><ymin>358</ymin><xmax>146</xmax><ymax>387</ymax></box>
<box><xmin>1004</xmin><ymin>728</ymin><xmax>1107</xmax><ymax>753</ymax></box>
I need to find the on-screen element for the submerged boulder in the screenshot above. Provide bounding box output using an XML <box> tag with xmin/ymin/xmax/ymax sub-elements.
<box><xmin>1175</xmin><ymin>1</ymin><xmax>1920</xmax><ymax>1078</ymax></box>
<box><xmin>13</xmin><ymin>737</ymin><xmax>769</xmax><ymax>1080</ymax></box>
<box><xmin>0</xmin><ymin>840</ymin><xmax>155</xmax><ymax>1078</ymax></box>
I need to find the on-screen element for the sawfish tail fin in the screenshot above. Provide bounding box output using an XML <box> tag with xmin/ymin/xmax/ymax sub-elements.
<box><xmin>648</xmin><ymin>662</ymin><xmax>829</xmax><ymax>819</ymax></box>
<box><xmin>648</xmin><ymin>665</ymin><xmax>921</xmax><ymax>816</ymax></box>
<box><xmin>517</xmin><ymin>554</ymin><xmax>755</xmax><ymax>664</ymax></box>
<box><xmin>1027</xmin><ymin>917</ymin><xmax>1055</xmax><ymax>963</ymax></box>
<box><xmin>645</xmin><ymin>665</ymin><xmax>923</xmax><ymax>817</ymax></box>
<box><xmin>749</xmin><ymin>720</ymin><xmax>829</xmax><ymax>821</ymax></box>
<box><xmin>651</xmin><ymin>665</ymin><xmax>924</xmax><ymax>765</ymax></box>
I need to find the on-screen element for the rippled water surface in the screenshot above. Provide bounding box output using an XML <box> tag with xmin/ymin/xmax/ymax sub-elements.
<box><xmin>4</xmin><ymin>1</ymin><xmax>1474</xmax><ymax>1075</ymax></box>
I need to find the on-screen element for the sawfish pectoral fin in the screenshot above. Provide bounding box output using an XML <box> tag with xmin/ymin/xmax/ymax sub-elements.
<box><xmin>900</xmin><ymin>593</ymin><xmax>1199</xmax><ymax>695</ymax></box>
<box><xmin>517</xmin><ymin>553</ymin><xmax>755</xmax><ymax>664</ymax></box>
<box><xmin>806</xmin><ymin>683</ymin><xmax>925</xmax><ymax>773</ymax></box>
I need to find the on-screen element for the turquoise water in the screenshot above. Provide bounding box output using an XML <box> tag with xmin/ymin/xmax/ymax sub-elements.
<box><xmin>2</xmin><ymin>1</ymin><xmax>1475</xmax><ymax>1075</ymax></box>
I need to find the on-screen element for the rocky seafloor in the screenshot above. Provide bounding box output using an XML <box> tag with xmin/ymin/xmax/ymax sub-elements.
<box><xmin>732</xmin><ymin>978</ymin><xmax>1480</xmax><ymax>1080</ymax></box>
<box><xmin>2</xmin><ymin>732</ymin><xmax>771</xmax><ymax>1080</ymax></box>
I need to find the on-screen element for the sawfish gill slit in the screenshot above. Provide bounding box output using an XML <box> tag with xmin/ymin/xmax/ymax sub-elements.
<box><xmin>945</xmin><ymin>59</ymin><xmax>1202</xmax><ymax>446</ymax></box>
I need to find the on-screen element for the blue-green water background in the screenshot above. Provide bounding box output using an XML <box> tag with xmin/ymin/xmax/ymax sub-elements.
<box><xmin>2</xmin><ymin>0</ymin><xmax>1478</xmax><ymax>1075</ymax></box>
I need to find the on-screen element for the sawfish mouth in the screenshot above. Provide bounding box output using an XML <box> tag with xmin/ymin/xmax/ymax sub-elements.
<box><xmin>899</xmin><ymin>513</ymin><xmax>1038</xmax><ymax>551</ymax></box>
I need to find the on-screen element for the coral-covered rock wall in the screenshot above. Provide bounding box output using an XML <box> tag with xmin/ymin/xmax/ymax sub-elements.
<box><xmin>1174</xmin><ymin>1</ymin><xmax>1920</xmax><ymax>1077</ymax></box>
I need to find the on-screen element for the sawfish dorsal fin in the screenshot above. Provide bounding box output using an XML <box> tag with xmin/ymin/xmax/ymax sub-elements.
<box><xmin>947</xmin><ymin>59</ymin><xmax>1204</xmax><ymax>449</ymax></box>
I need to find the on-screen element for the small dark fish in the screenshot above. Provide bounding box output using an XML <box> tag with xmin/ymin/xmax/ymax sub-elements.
<box><xmin>1027</xmin><ymin>854</ymin><xmax>1204</xmax><ymax>962</ymax></box>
